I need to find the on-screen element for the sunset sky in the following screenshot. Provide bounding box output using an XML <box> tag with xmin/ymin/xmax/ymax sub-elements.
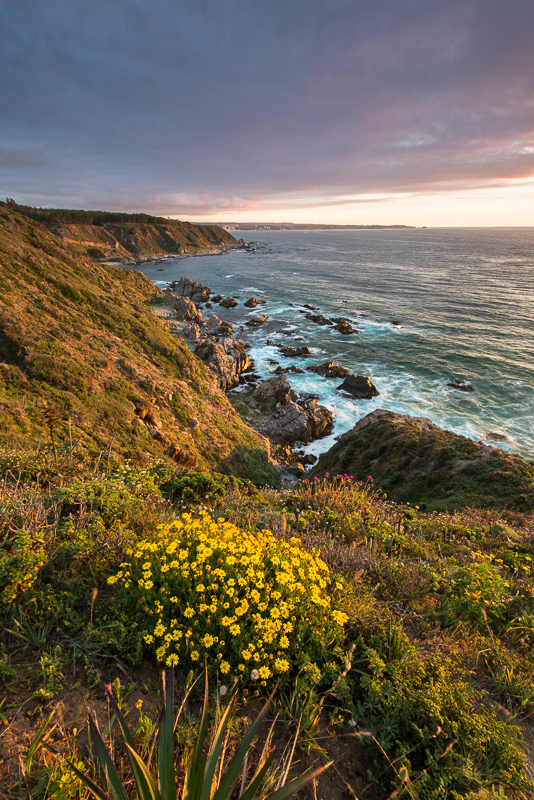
<box><xmin>2</xmin><ymin>0</ymin><xmax>533</xmax><ymax>226</ymax></box>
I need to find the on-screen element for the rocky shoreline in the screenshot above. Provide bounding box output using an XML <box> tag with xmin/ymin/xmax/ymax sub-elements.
<box><xmin>154</xmin><ymin>275</ymin><xmax>380</xmax><ymax>482</ymax></box>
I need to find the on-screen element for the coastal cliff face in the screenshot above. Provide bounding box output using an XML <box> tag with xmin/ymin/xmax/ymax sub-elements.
<box><xmin>3</xmin><ymin>202</ymin><xmax>236</xmax><ymax>262</ymax></box>
<box><xmin>48</xmin><ymin>220</ymin><xmax>236</xmax><ymax>261</ymax></box>
<box><xmin>309</xmin><ymin>408</ymin><xmax>534</xmax><ymax>511</ymax></box>
<box><xmin>0</xmin><ymin>206</ymin><xmax>275</xmax><ymax>482</ymax></box>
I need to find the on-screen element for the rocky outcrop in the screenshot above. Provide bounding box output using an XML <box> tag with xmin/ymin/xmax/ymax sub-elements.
<box><xmin>256</xmin><ymin>400</ymin><xmax>333</xmax><ymax>444</ymax></box>
<box><xmin>308</xmin><ymin>408</ymin><xmax>534</xmax><ymax>512</ymax></box>
<box><xmin>337</xmin><ymin>374</ymin><xmax>379</xmax><ymax>398</ymax></box>
<box><xmin>273</xmin><ymin>365</ymin><xmax>304</xmax><ymax>375</ymax></box>
<box><xmin>169</xmin><ymin>276</ymin><xmax>211</xmax><ymax>303</ymax></box>
<box><xmin>205</xmin><ymin>315</ymin><xmax>233</xmax><ymax>337</ymax></box>
<box><xmin>244</xmin><ymin>297</ymin><xmax>266</xmax><ymax>308</ymax></box>
<box><xmin>249</xmin><ymin>377</ymin><xmax>333</xmax><ymax>445</ymax></box>
<box><xmin>307</xmin><ymin>361</ymin><xmax>348</xmax><ymax>378</ymax></box>
<box><xmin>195</xmin><ymin>337</ymin><xmax>252</xmax><ymax>391</ymax></box>
<box><xmin>253</xmin><ymin>376</ymin><xmax>293</xmax><ymax>404</ymax></box>
<box><xmin>171</xmin><ymin>295</ymin><xmax>204</xmax><ymax>325</ymax></box>
<box><xmin>221</xmin><ymin>297</ymin><xmax>238</xmax><ymax>308</ymax></box>
<box><xmin>330</xmin><ymin>317</ymin><xmax>358</xmax><ymax>334</ymax></box>
<box><xmin>305</xmin><ymin>313</ymin><xmax>333</xmax><ymax>325</ymax></box>
<box><xmin>245</xmin><ymin>314</ymin><xmax>268</xmax><ymax>327</ymax></box>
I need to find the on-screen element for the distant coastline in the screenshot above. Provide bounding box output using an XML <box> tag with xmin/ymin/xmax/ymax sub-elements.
<box><xmin>205</xmin><ymin>222</ymin><xmax>418</xmax><ymax>231</ymax></box>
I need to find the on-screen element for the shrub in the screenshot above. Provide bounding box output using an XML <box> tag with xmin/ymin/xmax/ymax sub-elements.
<box><xmin>108</xmin><ymin>512</ymin><xmax>348</xmax><ymax>684</ymax></box>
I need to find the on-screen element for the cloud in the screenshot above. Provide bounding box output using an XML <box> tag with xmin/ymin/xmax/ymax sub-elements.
<box><xmin>1</xmin><ymin>0</ymin><xmax>533</xmax><ymax>218</ymax></box>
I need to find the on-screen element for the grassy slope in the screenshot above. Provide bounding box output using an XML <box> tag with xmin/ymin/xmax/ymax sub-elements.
<box><xmin>0</xmin><ymin>206</ymin><xmax>274</xmax><ymax>481</ymax></box>
<box><xmin>309</xmin><ymin>409</ymin><xmax>534</xmax><ymax>512</ymax></box>
<box><xmin>8</xmin><ymin>202</ymin><xmax>236</xmax><ymax>261</ymax></box>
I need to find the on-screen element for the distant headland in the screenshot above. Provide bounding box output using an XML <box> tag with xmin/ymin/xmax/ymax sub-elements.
<box><xmin>210</xmin><ymin>222</ymin><xmax>417</xmax><ymax>231</ymax></box>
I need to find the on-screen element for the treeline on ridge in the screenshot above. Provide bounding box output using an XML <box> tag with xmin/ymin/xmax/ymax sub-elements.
<box><xmin>2</xmin><ymin>198</ymin><xmax>174</xmax><ymax>226</ymax></box>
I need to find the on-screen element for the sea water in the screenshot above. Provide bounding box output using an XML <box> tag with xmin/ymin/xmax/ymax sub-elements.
<box><xmin>138</xmin><ymin>228</ymin><xmax>534</xmax><ymax>461</ymax></box>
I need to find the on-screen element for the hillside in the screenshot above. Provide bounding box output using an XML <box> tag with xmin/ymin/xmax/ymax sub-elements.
<box><xmin>1</xmin><ymin>206</ymin><xmax>534</xmax><ymax>799</ymax></box>
<box><xmin>309</xmin><ymin>408</ymin><xmax>534</xmax><ymax>512</ymax></box>
<box><xmin>4</xmin><ymin>201</ymin><xmax>236</xmax><ymax>262</ymax></box>
<box><xmin>0</xmin><ymin>205</ymin><xmax>275</xmax><ymax>482</ymax></box>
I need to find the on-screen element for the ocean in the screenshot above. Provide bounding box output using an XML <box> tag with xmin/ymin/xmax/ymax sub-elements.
<box><xmin>138</xmin><ymin>228</ymin><xmax>534</xmax><ymax>461</ymax></box>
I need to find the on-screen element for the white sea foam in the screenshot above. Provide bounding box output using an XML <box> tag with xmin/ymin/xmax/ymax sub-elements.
<box><xmin>136</xmin><ymin>227</ymin><xmax>534</xmax><ymax>459</ymax></box>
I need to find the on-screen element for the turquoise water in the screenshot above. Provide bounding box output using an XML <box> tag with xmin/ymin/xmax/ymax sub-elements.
<box><xmin>140</xmin><ymin>228</ymin><xmax>534</xmax><ymax>460</ymax></box>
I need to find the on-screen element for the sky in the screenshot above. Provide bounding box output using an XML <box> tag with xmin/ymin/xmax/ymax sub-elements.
<box><xmin>1</xmin><ymin>0</ymin><xmax>534</xmax><ymax>226</ymax></box>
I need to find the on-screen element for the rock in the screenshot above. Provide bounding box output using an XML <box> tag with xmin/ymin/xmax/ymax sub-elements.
<box><xmin>302</xmin><ymin>304</ymin><xmax>319</xmax><ymax>310</ymax></box>
<box><xmin>300</xmin><ymin>399</ymin><xmax>334</xmax><ymax>439</ymax></box>
<box><xmin>286</xmin><ymin>462</ymin><xmax>306</xmax><ymax>476</ymax></box>
<box><xmin>302</xmin><ymin>454</ymin><xmax>317</xmax><ymax>465</ymax></box>
<box><xmin>273</xmin><ymin>365</ymin><xmax>304</xmax><ymax>374</ymax></box>
<box><xmin>245</xmin><ymin>314</ymin><xmax>268</xmax><ymax>327</ymax></box>
<box><xmin>484</xmin><ymin>432</ymin><xmax>507</xmax><ymax>441</ymax></box>
<box><xmin>447</xmin><ymin>381</ymin><xmax>475</xmax><ymax>392</ymax></box>
<box><xmin>244</xmin><ymin>297</ymin><xmax>266</xmax><ymax>308</ymax></box>
<box><xmin>171</xmin><ymin>296</ymin><xmax>204</xmax><ymax>325</ymax></box>
<box><xmin>390</xmin><ymin>320</ymin><xmax>402</xmax><ymax>326</ymax></box>
<box><xmin>253</xmin><ymin>376</ymin><xmax>292</xmax><ymax>404</ymax></box>
<box><xmin>307</xmin><ymin>361</ymin><xmax>348</xmax><ymax>378</ymax></box>
<box><xmin>278</xmin><ymin>345</ymin><xmax>312</xmax><ymax>357</ymax></box>
<box><xmin>194</xmin><ymin>337</ymin><xmax>252</xmax><ymax>391</ymax></box>
<box><xmin>169</xmin><ymin>276</ymin><xmax>211</xmax><ymax>303</ymax></box>
<box><xmin>330</xmin><ymin>317</ymin><xmax>358</xmax><ymax>334</ymax></box>
<box><xmin>305</xmin><ymin>313</ymin><xmax>333</xmax><ymax>326</ymax></box>
<box><xmin>337</xmin><ymin>374</ymin><xmax>380</xmax><ymax>399</ymax></box>
<box><xmin>253</xmin><ymin>396</ymin><xmax>333</xmax><ymax>445</ymax></box>
<box><xmin>205</xmin><ymin>315</ymin><xmax>233</xmax><ymax>337</ymax></box>
<box><xmin>212</xmin><ymin>295</ymin><xmax>223</xmax><ymax>303</ymax></box>
<box><xmin>178</xmin><ymin>322</ymin><xmax>204</xmax><ymax>343</ymax></box>
<box><xmin>221</xmin><ymin>296</ymin><xmax>238</xmax><ymax>308</ymax></box>
<box><xmin>266</xmin><ymin>339</ymin><xmax>277</xmax><ymax>346</ymax></box>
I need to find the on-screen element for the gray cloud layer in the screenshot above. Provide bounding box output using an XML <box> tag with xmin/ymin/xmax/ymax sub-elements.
<box><xmin>1</xmin><ymin>0</ymin><xmax>533</xmax><ymax>214</ymax></box>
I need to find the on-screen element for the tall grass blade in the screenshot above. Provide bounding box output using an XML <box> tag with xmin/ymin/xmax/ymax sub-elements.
<box><xmin>184</xmin><ymin>665</ymin><xmax>211</xmax><ymax>800</ymax></box>
<box><xmin>200</xmin><ymin>694</ymin><xmax>237</xmax><ymax>800</ymax></box>
<box><xmin>212</xmin><ymin>686</ymin><xmax>277</xmax><ymax>800</ymax></box>
<box><xmin>266</xmin><ymin>761</ymin><xmax>334</xmax><ymax>800</ymax></box>
<box><xmin>125</xmin><ymin>744</ymin><xmax>163</xmax><ymax>800</ymax></box>
<box><xmin>159</xmin><ymin>668</ymin><xmax>176</xmax><ymax>800</ymax></box>
<box><xmin>88</xmin><ymin>714</ymin><xmax>129</xmax><ymax>800</ymax></box>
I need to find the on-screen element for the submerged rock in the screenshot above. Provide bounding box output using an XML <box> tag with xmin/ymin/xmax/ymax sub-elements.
<box><xmin>447</xmin><ymin>381</ymin><xmax>475</xmax><ymax>392</ymax></box>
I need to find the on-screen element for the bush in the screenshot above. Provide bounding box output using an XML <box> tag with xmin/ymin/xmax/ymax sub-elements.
<box><xmin>108</xmin><ymin>512</ymin><xmax>348</xmax><ymax>684</ymax></box>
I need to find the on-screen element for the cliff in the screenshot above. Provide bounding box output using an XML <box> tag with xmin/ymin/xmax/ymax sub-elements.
<box><xmin>0</xmin><ymin>206</ymin><xmax>275</xmax><ymax>483</ymax></box>
<box><xmin>2</xmin><ymin>202</ymin><xmax>236</xmax><ymax>262</ymax></box>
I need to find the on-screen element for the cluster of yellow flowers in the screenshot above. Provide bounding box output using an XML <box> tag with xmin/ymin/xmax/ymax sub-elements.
<box><xmin>108</xmin><ymin>511</ymin><xmax>348</xmax><ymax>683</ymax></box>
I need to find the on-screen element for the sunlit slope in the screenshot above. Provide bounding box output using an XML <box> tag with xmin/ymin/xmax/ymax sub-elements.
<box><xmin>0</xmin><ymin>206</ymin><xmax>273</xmax><ymax>480</ymax></box>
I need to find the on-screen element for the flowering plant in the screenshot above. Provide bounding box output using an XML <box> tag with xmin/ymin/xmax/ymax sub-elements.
<box><xmin>108</xmin><ymin>512</ymin><xmax>348</xmax><ymax>685</ymax></box>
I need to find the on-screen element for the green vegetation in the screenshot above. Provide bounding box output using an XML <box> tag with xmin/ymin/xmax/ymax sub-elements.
<box><xmin>0</xmin><ymin>205</ymin><xmax>268</xmax><ymax>474</ymax></box>
<box><xmin>2</xmin><ymin>200</ymin><xmax>236</xmax><ymax>262</ymax></box>
<box><xmin>2</xmin><ymin>462</ymin><xmax>534</xmax><ymax>798</ymax></box>
<box><xmin>73</xmin><ymin>668</ymin><xmax>330</xmax><ymax>800</ymax></box>
<box><xmin>1</xmin><ymin>205</ymin><xmax>534</xmax><ymax>799</ymax></box>
<box><xmin>309</xmin><ymin>409</ymin><xmax>534</xmax><ymax>512</ymax></box>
